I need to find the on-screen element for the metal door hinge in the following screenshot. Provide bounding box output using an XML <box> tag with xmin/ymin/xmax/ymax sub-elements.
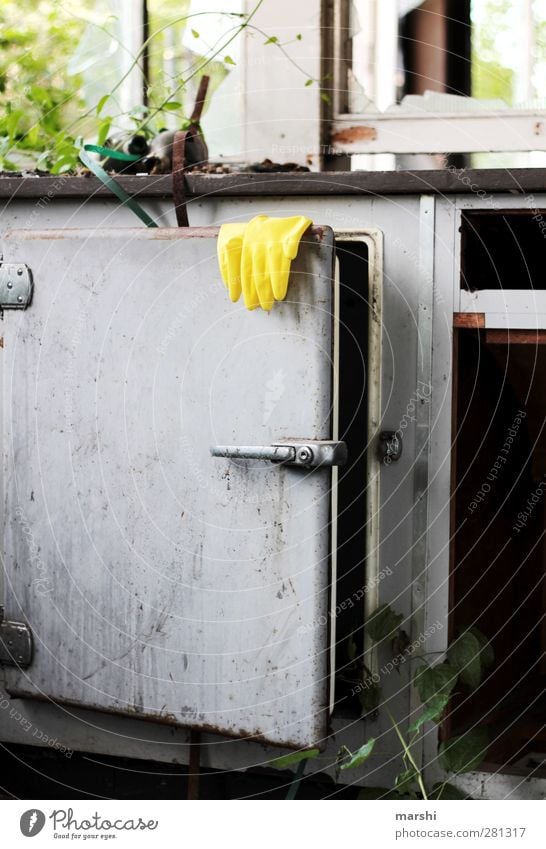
<box><xmin>0</xmin><ymin>606</ymin><xmax>33</xmax><ymax>668</ymax></box>
<box><xmin>0</xmin><ymin>262</ymin><xmax>33</xmax><ymax>310</ymax></box>
<box><xmin>378</xmin><ymin>431</ymin><xmax>403</xmax><ymax>465</ymax></box>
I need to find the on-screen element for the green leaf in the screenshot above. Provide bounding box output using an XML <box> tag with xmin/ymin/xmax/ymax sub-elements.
<box><xmin>264</xmin><ymin>36</ymin><xmax>278</xmax><ymax>44</ymax></box>
<box><xmin>97</xmin><ymin>117</ymin><xmax>112</xmax><ymax>147</ymax></box>
<box><xmin>431</xmin><ymin>782</ymin><xmax>471</xmax><ymax>800</ymax></box>
<box><xmin>269</xmin><ymin>748</ymin><xmax>319</xmax><ymax>770</ymax></box>
<box><xmin>395</xmin><ymin>768</ymin><xmax>418</xmax><ymax>794</ymax></box>
<box><xmin>414</xmin><ymin>663</ymin><xmax>458</xmax><ymax>703</ymax></box>
<box><xmin>296</xmin><ymin>33</ymin><xmax>302</xmax><ymax>40</ymax></box>
<box><xmin>96</xmin><ymin>94</ymin><xmax>110</xmax><ymax>116</ymax></box>
<box><xmin>191</xmin><ymin>29</ymin><xmax>200</xmax><ymax>38</ymax></box>
<box><xmin>366</xmin><ymin>604</ymin><xmax>403</xmax><ymax>642</ymax></box>
<box><xmin>305</xmin><ymin>79</ymin><xmax>314</xmax><ymax>87</ymax></box>
<box><xmin>447</xmin><ymin>631</ymin><xmax>483</xmax><ymax>690</ymax></box>
<box><xmin>339</xmin><ymin>738</ymin><xmax>375</xmax><ymax>770</ymax></box>
<box><xmin>320</xmin><ymin>92</ymin><xmax>331</xmax><ymax>104</ymax></box>
<box><xmin>408</xmin><ymin>694</ymin><xmax>450</xmax><ymax>732</ymax></box>
<box><xmin>224</xmin><ymin>55</ymin><xmax>236</xmax><ymax>65</ymax></box>
<box><xmin>439</xmin><ymin>728</ymin><xmax>488</xmax><ymax>775</ymax></box>
<box><xmin>358</xmin><ymin>681</ymin><xmax>381</xmax><ymax>716</ymax></box>
<box><xmin>6</xmin><ymin>110</ymin><xmax>21</xmax><ymax>140</ymax></box>
<box><xmin>163</xmin><ymin>102</ymin><xmax>182</xmax><ymax>111</ymax></box>
<box><xmin>468</xmin><ymin>626</ymin><xmax>494</xmax><ymax>669</ymax></box>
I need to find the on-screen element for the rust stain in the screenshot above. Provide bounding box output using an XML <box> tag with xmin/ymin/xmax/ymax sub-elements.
<box><xmin>0</xmin><ymin>337</ymin><xmax>4</xmax><ymax>348</ymax></box>
<box><xmin>332</xmin><ymin>125</ymin><xmax>378</xmax><ymax>145</ymax></box>
<box><xmin>15</xmin><ymin>689</ymin><xmax>324</xmax><ymax>751</ymax></box>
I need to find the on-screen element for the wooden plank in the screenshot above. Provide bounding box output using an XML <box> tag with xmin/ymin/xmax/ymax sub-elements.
<box><xmin>453</xmin><ymin>312</ymin><xmax>485</xmax><ymax>328</ymax></box>
<box><xmin>485</xmin><ymin>329</ymin><xmax>546</xmax><ymax>344</ymax></box>
<box><xmin>331</xmin><ymin>112</ymin><xmax>546</xmax><ymax>155</ymax></box>
<box><xmin>1</xmin><ymin>168</ymin><xmax>546</xmax><ymax>199</ymax></box>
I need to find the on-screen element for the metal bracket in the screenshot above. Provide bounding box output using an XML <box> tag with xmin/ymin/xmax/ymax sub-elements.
<box><xmin>211</xmin><ymin>440</ymin><xmax>348</xmax><ymax>468</ymax></box>
<box><xmin>378</xmin><ymin>431</ymin><xmax>403</xmax><ymax>465</ymax></box>
<box><xmin>0</xmin><ymin>606</ymin><xmax>33</xmax><ymax>668</ymax></box>
<box><xmin>0</xmin><ymin>262</ymin><xmax>33</xmax><ymax>310</ymax></box>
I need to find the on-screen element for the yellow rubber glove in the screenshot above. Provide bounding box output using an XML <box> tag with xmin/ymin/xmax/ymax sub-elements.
<box><xmin>217</xmin><ymin>222</ymin><xmax>247</xmax><ymax>303</ymax></box>
<box><xmin>240</xmin><ymin>215</ymin><xmax>312</xmax><ymax>311</ymax></box>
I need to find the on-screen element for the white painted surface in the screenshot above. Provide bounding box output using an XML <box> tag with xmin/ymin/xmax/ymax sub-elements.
<box><xmin>332</xmin><ymin>111</ymin><xmax>546</xmax><ymax>154</ymax></box>
<box><xmin>1</xmin><ymin>226</ymin><xmax>336</xmax><ymax>749</ymax></box>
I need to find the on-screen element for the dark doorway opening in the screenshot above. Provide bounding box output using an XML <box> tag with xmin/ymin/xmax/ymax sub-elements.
<box><xmin>333</xmin><ymin>241</ymin><xmax>369</xmax><ymax>714</ymax></box>
<box><xmin>451</xmin><ymin>328</ymin><xmax>546</xmax><ymax>773</ymax></box>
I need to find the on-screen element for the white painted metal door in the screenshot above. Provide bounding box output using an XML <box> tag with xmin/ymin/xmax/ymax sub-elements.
<box><xmin>1</xmin><ymin>226</ymin><xmax>337</xmax><ymax>749</ymax></box>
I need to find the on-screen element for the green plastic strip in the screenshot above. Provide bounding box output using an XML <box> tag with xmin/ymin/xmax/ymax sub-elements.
<box><xmin>83</xmin><ymin>144</ymin><xmax>142</xmax><ymax>162</ymax></box>
<box><xmin>285</xmin><ymin>759</ymin><xmax>307</xmax><ymax>800</ymax></box>
<box><xmin>79</xmin><ymin>146</ymin><xmax>158</xmax><ymax>228</ymax></box>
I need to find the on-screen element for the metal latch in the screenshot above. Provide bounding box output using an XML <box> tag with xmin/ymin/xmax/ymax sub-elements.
<box><xmin>211</xmin><ymin>440</ymin><xmax>348</xmax><ymax>468</ymax></box>
<box><xmin>378</xmin><ymin>431</ymin><xmax>403</xmax><ymax>465</ymax></box>
<box><xmin>0</xmin><ymin>262</ymin><xmax>33</xmax><ymax>310</ymax></box>
<box><xmin>0</xmin><ymin>606</ymin><xmax>33</xmax><ymax>668</ymax></box>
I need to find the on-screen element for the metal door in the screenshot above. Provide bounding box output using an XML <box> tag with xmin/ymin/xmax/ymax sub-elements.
<box><xmin>0</xmin><ymin>226</ymin><xmax>338</xmax><ymax>749</ymax></box>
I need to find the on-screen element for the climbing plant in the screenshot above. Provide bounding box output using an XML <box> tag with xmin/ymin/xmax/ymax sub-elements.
<box><xmin>338</xmin><ymin>604</ymin><xmax>493</xmax><ymax>799</ymax></box>
<box><xmin>270</xmin><ymin>603</ymin><xmax>494</xmax><ymax>799</ymax></box>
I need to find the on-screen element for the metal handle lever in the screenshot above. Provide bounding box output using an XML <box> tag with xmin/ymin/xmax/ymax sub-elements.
<box><xmin>211</xmin><ymin>440</ymin><xmax>348</xmax><ymax>468</ymax></box>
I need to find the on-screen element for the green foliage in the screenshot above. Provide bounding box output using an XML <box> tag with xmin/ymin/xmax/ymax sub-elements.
<box><xmin>414</xmin><ymin>662</ymin><xmax>458</xmax><ymax>703</ymax></box>
<box><xmin>366</xmin><ymin>603</ymin><xmax>404</xmax><ymax>642</ymax></box>
<box><xmin>447</xmin><ymin>631</ymin><xmax>484</xmax><ymax>690</ymax></box>
<box><xmin>439</xmin><ymin>729</ymin><xmax>489</xmax><ymax>775</ymax></box>
<box><xmin>338</xmin><ymin>739</ymin><xmax>375</xmax><ymax>770</ymax></box>
<box><xmin>395</xmin><ymin>767</ymin><xmax>419</xmax><ymax>794</ymax></box>
<box><xmin>468</xmin><ymin>626</ymin><xmax>495</xmax><ymax>669</ymax></box>
<box><xmin>407</xmin><ymin>695</ymin><xmax>450</xmax><ymax>733</ymax></box>
<box><xmin>471</xmin><ymin>0</ymin><xmax>515</xmax><ymax>103</ymax></box>
<box><xmin>270</xmin><ymin>604</ymin><xmax>493</xmax><ymax>798</ymax></box>
<box><xmin>0</xmin><ymin>1</ymin><xmax>91</xmax><ymax>172</ymax></box>
<box><xmin>268</xmin><ymin>748</ymin><xmax>320</xmax><ymax>770</ymax></box>
<box><xmin>0</xmin><ymin>1</ymin><xmax>318</xmax><ymax>173</ymax></box>
<box><xmin>357</xmin><ymin>679</ymin><xmax>382</xmax><ymax>717</ymax></box>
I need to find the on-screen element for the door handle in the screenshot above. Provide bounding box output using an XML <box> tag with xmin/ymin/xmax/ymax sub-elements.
<box><xmin>211</xmin><ymin>440</ymin><xmax>348</xmax><ymax>468</ymax></box>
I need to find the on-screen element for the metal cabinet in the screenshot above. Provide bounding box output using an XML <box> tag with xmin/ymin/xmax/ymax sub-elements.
<box><xmin>0</xmin><ymin>226</ymin><xmax>339</xmax><ymax>749</ymax></box>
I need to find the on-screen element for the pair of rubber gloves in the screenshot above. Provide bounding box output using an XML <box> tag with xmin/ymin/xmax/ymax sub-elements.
<box><xmin>217</xmin><ymin>214</ymin><xmax>312</xmax><ymax>311</ymax></box>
